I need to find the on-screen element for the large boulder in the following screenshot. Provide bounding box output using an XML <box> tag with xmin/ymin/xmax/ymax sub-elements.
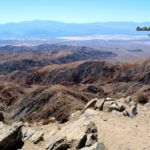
<box><xmin>0</xmin><ymin>122</ymin><xmax>23</xmax><ymax>150</ymax></box>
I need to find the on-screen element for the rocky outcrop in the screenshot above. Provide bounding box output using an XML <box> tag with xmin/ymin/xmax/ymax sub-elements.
<box><xmin>85</xmin><ymin>98</ymin><xmax>126</xmax><ymax>113</ymax></box>
<box><xmin>0</xmin><ymin>122</ymin><xmax>23</xmax><ymax>150</ymax></box>
<box><xmin>44</xmin><ymin>121</ymin><xmax>105</xmax><ymax>150</ymax></box>
<box><xmin>84</xmin><ymin>97</ymin><xmax>138</xmax><ymax>118</ymax></box>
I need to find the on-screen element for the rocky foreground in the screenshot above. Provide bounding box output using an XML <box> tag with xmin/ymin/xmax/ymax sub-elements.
<box><xmin>0</xmin><ymin>96</ymin><xmax>150</xmax><ymax>150</ymax></box>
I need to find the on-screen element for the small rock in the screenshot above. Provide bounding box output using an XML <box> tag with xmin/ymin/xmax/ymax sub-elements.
<box><xmin>79</xmin><ymin>142</ymin><xmax>106</xmax><ymax>150</ymax></box>
<box><xmin>0</xmin><ymin>122</ymin><xmax>4</xmax><ymax>129</ymax></box>
<box><xmin>123</xmin><ymin>105</ymin><xmax>137</xmax><ymax>118</ymax></box>
<box><xmin>125</xmin><ymin>96</ymin><xmax>132</xmax><ymax>104</ymax></box>
<box><xmin>46</xmin><ymin>136</ymin><xmax>69</xmax><ymax>150</ymax></box>
<box><xmin>103</xmin><ymin>101</ymin><xmax>114</xmax><ymax>112</ymax></box>
<box><xmin>30</xmin><ymin>131</ymin><xmax>44</xmax><ymax>144</ymax></box>
<box><xmin>84</xmin><ymin>99</ymin><xmax>98</xmax><ymax>110</ymax></box>
<box><xmin>22</xmin><ymin>129</ymin><xmax>36</xmax><ymax>141</ymax></box>
<box><xmin>128</xmin><ymin>100</ymin><xmax>137</xmax><ymax>106</ymax></box>
<box><xmin>96</xmin><ymin>143</ymin><xmax>106</xmax><ymax>150</ymax></box>
<box><xmin>109</xmin><ymin>103</ymin><xmax>119</xmax><ymax>112</ymax></box>
<box><xmin>85</xmin><ymin>133</ymin><xmax>98</xmax><ymax>147</ymax></box>
<box><xmin>84</xmin><ymin>109</ymin><xmax>96</xmax><ymax>118</ymax></box>
<box><xmin>86</xmin><ymin>121</ymin><xmax>98</xmax><ymax>134</ymax></box>
<box><xmin>111</xmin><ymin>110</ymin><xmax>117</xmax><ymax>115</ymax></box>
<box><xmin>116</xmin><ymin>102</ymin><xmax>125</xmax><ymax>112</ymax></box>
<box><xmin>94</xmin><ymin>99</ymin><xmax>106</xmax><ymax>110</ymax></box>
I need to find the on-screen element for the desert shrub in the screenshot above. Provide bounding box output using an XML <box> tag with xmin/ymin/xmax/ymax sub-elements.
<box><xmin>42</xmin><ymin>119</ymin><xmax>50</xmax><ymax>125</ymax></box>
<box><xmin>136</xmin><ymin>93</ymin><xmax>149</xmax><ymax>104</ymax></box>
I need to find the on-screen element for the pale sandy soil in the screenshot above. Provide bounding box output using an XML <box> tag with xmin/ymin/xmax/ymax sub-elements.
<box><xmin>22</xmin><ymin>104</ymin><xmax>150</xmax><ymax>150</ymax></box>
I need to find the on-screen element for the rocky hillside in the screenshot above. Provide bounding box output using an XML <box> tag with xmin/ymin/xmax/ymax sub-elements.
<box><xmin>1</xmin><ymin>96</ymin><xmax>150</xmax><ymax>150</ymax></box>
<box><xmin>0</xmin><ymin>44</ymin><xmax>117</xmax><ymax>73</ymax></box>
<box><xmin>5</xmin><ymin>59</ymin><xmax>150</xmax><ymax>85</ymax></box>
<box><xmin>0</xmin><ymin>59</ymin><xmax>149</xmax><ymax>124</ymax></box>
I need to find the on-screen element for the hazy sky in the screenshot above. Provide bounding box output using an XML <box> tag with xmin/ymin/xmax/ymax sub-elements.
<box><xmin>0</xmin><ymin>0</ymin><xmax>150</xmax><ymax>23</ymax></box>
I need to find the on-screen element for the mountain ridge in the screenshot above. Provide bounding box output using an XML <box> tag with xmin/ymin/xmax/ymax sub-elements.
<box><xmin>0</xmin><ymin>20</ymin><xmax>149</xmax><ymax>38</ymax></box>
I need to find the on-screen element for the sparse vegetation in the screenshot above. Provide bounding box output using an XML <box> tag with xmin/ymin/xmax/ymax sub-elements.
<box><xmin>136</xmin><ymin>92</ymin><xmax>149</xmax><ymax>104</ymax></box>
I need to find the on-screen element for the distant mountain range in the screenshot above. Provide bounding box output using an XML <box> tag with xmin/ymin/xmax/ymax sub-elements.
<box><xmin>0</xmin><ymin>20</ymin><xmax>149</xmax><ymax>39</ymax></box>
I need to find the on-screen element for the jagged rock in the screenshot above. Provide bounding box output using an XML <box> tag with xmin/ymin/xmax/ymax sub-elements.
<box><xmin>84</xmin><ymin>99</ymin><xmax>98</xmax><ymax>110</ymax></box>
<box><xmin>0</xmin><ymin>112</ymin><xmax>4</xmax><ymax>122</ymax></box>
<box><xmin>0</xmin><ymin>122</ymin><xmax>23</xmax><ymax>150</ymax></box>
<box><xmin>109</xmin><ymin>102</ymin><xmax>125</xmax><ymax>112</ymax></box>
<box><xmin>94</xmin><ymin>99</ymin><xmax>106</xmax><ymax>110</ymax></box>
<box><xmin>85</xmin><ymin>133</ymin><xmax>98</xmax><ymax>147</ymax></box>
<box><xmin>116</xmin><ymin>102</ymin><xmax>125</xmax><ymax>112</ymax></box>
<box><xmin>85</xmin><ymin>122</ymin><xmax>98</xmax><ymax>134</ymax></box>
<box><xmin>77</xmin><ymin>134</ymin><xmax>87</xmax><ymax>149</ymax></box>
<box><xmin>30</xmin><ymin>131</ymin><xmax>44</xmax><ymax>144</ymax></box>
<box><xmin>77</xmin><ymin>122</ymin><xmax>98</xmax><ymax>149</ymax></box>
<box><xmin>124</xmin><ymin>96</ymin><xmax>132</xmax><ymax>104</ymax></box>
<box><xmin>46</xmin><ymin>135</ymin><xmax>70</xmax><ymax>150</ymax></box>
<box><xmin>102</xmin><ymin>101</ymin><xmax>114</xmax><ymax>112</ymax></box>
<box><xmin>123</xmin><ymin>105</ymin><xmax>137</xmax><ymax>118</ymax></box>
<box><xmin>109</xmin><ymin>103</ymin><xmax>119</xmax><ymax>112</ymax></box>
<box><xmin>128</xmin><ymin>100</ymin><xmax>137</xmax><ymax>106</ymax></box>
<box><xmin>79</xmin><ymin>142</ymin><xmax>106</xmax><ymax>150</ymax></box>
<box><xmin>22</xmin><ymin>128</ymin><xmax>36</xmax><ymax>141</ymax></box>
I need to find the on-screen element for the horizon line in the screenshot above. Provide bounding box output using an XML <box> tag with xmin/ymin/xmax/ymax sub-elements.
<box><xmin>0</xmin><ymin>19</ymin><xmax>150</xmax><ymax>25</ymax></box>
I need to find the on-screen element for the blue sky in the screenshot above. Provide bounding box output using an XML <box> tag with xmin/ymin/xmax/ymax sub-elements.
<box><xmin>0</xmin><ymin>0</ymin><xmax>150</xmax><ymax>23</ymax></box>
